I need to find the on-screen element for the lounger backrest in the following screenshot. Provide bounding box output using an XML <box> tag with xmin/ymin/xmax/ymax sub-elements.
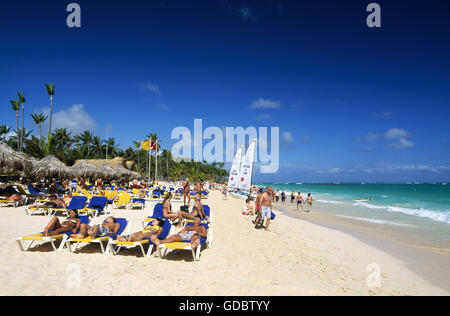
<box><xmin>132</xmin><ymin>198</ymin><xmax>145</xmax><ymax>205</ymax></box>
<box><xmin>151</xmin><ymin>203</ymin><xmax>164</xmax><ymax>218</ymax></box>
<box><xmin>87</xmin><ymin>196</ymin><xmax>107</xmax><ymax>211</ymax></box>
<box><xmin>203</xmin><ymin>205</ymin><xmax>210</xmax><ymax>217</ymax></box>
<box><xmin>159</xmin><ymin>219</ymin><xmax>172</xmax><ymax>239</ymax></box>
<box><xmin>68</xmin><ymin>196</ymin><xmax>87</xmax><ymax>210</ymax></box>
<box><xmin>28</xmin><ymin>185</ymin><xmax>42</xmax><ymax>195</ymax></box>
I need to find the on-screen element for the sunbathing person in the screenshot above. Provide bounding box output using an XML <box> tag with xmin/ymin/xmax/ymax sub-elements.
<box><xmin>180</xmin><ymin>197</ymin><xmax>207</xmax><ymax>220</ymax></box>
<box><xmin>162</xmin><ymin>192</ymin><xmax>183</xmax><ymax>228</ymax></box>
<box><xmin>70</xmin><ymin>216</ymin><xmax>120</xmax><ymax>239</ymax></box>
<box><xmin>154</xmin><ymin>216</ymin><xmax>207</xmax><ymax>250</ymax></box>
<box><xmin>43</xmin><ymin>210</ymin><xmax>81</xmax><ymax>237</ymax></box>
<box><xmin>28</xmin><ymin>194</ymin><xmax>66</xmax><ymax>210</ymax></box>
<box><xmin>117</xmin><ymin>218</ymin><xmax>164</xmax><ymax>242</ymax></box>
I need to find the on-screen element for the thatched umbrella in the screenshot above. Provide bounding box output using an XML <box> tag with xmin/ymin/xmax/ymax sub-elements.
<box><xmin>32</xmin><ymin>155</ymin><xmax>74</xmax><ymax>179</ymax></box>
<box><xmin>97</xmin><ymin>163</ymin><xmax>119</xmax><ymax>180</ymax></box>
<box><xmin>114</xmin><ymin>166</ymin><xmax>134</xmax><ymax>180</ymax></box>
<box><xmin>70</xmin><ymin>160</ymin><xmax>99</xmax><ymax>179</ymax></box>
<box><xmin>0</xmin><ymin>142</ymin><xmax>33</xmax><ymax>173</ymax></box>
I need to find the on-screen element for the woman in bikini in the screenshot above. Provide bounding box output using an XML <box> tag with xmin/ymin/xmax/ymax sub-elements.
<box><xmin>306</xmin><ymin>193</ymin><xmax>313</xmax><ymax>212</ymax></box>
<box><xmin>117</xmin><ymin>218</ymin><xmax>164</xmax><ymax>242</ymax></box>
<box><xmin>162</xmin><ymin>192</ymin><xmax>183</xmax><ymax>227</ymax></box>
<box><xmin>43</xmin><ymin>210</ymin><xmax>81</xmax><ymax>237</ymax></box>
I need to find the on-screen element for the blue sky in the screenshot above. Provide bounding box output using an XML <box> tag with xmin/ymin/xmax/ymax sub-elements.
<box><xmin>1</xmin><ymin>0</ymin><xmax>449</xmax><ymax>182</ymax></box>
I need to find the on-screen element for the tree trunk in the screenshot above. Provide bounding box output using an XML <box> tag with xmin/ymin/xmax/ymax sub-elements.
<box><xmin>48</xmin><ymin>95</ymin><xmax>53</xmax><ymax>136</ymax></box>
<box><xmin>21</xmin><ymin>103</ymin><xmax>24</xmax><ymax>151</ymax></box>
<box><xmin>16</xmin><ymin>112</ymin><xmax>19</xmax><ymax>150</ymax></box>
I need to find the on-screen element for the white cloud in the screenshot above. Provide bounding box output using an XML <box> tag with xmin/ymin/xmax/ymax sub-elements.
<box><xmin>250</xmin><ymin>98</ymin><xmax>281</xmax><ymax>109</ymax></box>
<box><xmin>233</xmin><ymin>5</ymin><xmax>258</xmax><ymax>22</ymax></box>
<box><xmin>384</xmin><ymin>128</ymin><xmax>411</xmax><ymax>140</ymax></box>
<box><xmin>255</xmin><ymin>113</ymin><xmax>272</xmax><ymax>121</ymax></box>
<box><xmin>365</xmin><ymin>133</ymin><xmax>380</xmax><ymax>142</ymax></box>
<box><xmin>388</xmin><ymin>138</ymin><xmax>415</xmax><ymax>149</ymax></box>
<box><xmin>374</xmin><ymin>112</ymin><xmax>395</xmax><ymax>119</ymax></box>
<box><xmin>158</xmin><ymin>104</ymin><xmax>170</xmax><ymax>111</ymax></box>
<box><xmin>140</xmin><ymin>82</ymin><xmax>160</xmax><ymax>95</ymax></box>
<box><xmin>46</xmin><ymin>104</ymin><xmax>96</xmax><ymax>134</ymax></box>
<box><xmin>281</xmin><ymin>131</ymin><xmax>294</xmax><ymax>143</ymax></box>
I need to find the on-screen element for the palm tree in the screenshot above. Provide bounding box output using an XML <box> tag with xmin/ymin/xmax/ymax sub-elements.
<box><xmin>0</xmin><ymin>125</ymin><xmax>10</xmax><ymax>143</ymax></box>
<box><xmin>105</xmin><ymin>137</ymin><xmax>119</xmax><ymax>159</ymax></box>
<box><xmin>17</xmin><ymin>92</ymin><xmax>26</xmax><ymax>150</ymax></box>
<box><xmin>30</xmin><ymin>113</ymin><xmax>48</xmax><ymax>140</ymax></box>
<box><xmin>45</xmin><ymin>83</ymin><xmax>55</xmax><ymax>136</ymax></box>
<box><xmin>91</xmin><ymin>136</ymin><xmax>104</xmax><ymax>158</ymax></box>
<box><xmin>75</xmin><ymin>131</ymin><xmax>93</xmax><ymax>158</ymax></box>
<box><xmin>132</xmin><ymin>140</ymin><xmax>142</xmax><ymax>174</ymax></box>
<box><xmin>9</xmin><ymin>128</ymin><xmax>32</xmax><ymax>151</ymax></box>
<box><xmin>10</xmin><ymin>100</ymin><xmax>20</xmax><ymax>150</ymax></box>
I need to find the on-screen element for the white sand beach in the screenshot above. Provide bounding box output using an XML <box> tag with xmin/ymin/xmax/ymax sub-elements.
<box><xmin>0</xmin><ymin>191</ymin><xmax>447</xmax><ymax>296</ymax></box>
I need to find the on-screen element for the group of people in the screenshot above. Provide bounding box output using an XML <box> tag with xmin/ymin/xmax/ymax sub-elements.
<box><xmin>38</xmin><ymin>182</ymin><xmax>210</xmax><ymax>252</ymax></box>
<box><xmin>273</xmin><ymin>190</ymin><xmax>313</xmax><ymax>212</ymax></box>
<box><xmin>241</xmin><ymin>187</ymin><xmax>315</xmax><ymax>231</ymax></box>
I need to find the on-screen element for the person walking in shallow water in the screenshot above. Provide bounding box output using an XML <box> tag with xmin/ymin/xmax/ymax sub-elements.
<box><xmin>306</xmin><ymin>193</ymin><xmax>313</xmax><ymax>212</ymax></box>
<box><xmin>296</xmin><ymin>192</ymin><xmax>304</xmax><ymax>211</ymax></box>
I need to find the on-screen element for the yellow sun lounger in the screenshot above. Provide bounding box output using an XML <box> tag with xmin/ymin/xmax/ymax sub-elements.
<box><xmin>108</xmin><ymin>218</ymin><xmax>173</xmax><ymax>257</ymax></box>
<box><xmin>112</xmin><ymin>192</ymin><xmax>131</xmax><ymax>209</ymax></box>
<box><xmin>65</xmin><ymin>218</ymin><xmax>128</xmax><ymax>254</ymax></box>
<box><xmin>16</xmin><ymin>216</ymin><xmax>91</xmax><ymax>252</ymax></box>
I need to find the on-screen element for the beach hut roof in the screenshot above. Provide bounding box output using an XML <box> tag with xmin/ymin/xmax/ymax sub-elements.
<box><xmin>32</xmin><ymin>155</ymin><xmax>73</xmax><ymax>179</ymax></box>
<box><xmin>0</xmin><ymin>142</ymin><xmax>33</xmax><ymax>173</ymax></box>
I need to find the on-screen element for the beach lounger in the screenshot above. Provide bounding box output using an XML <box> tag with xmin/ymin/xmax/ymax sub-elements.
<box><xmin>129</xmin><ymin>198</ymin><xmax>145</xmax><ymax>210</ymax></box>
<box><xmin>182</xmin><ymin>205</ymin><xmax>213</xmax><ymax>227</ymax></box>
<box><xmin>49</xmin><ymin>196</ymin><xmax>88</xmax><ymax>216</ymax></box>
<box><xmin>27</xmin><ymin>185</ymin><xmax>46</xmax><ymax>196</ymax></box>
<box><xmin>16</xmin><ymin>215</ymin><xmax>90</xmax><ymax>252</ymax></box>
<box><xmin>108</xmin><ymin>218</ymin><xmax>173</xmax><ymax>257</ymax></box>
<box><xmin>65</xmin><ymin>218</ymin><xmax>128</xmax><ymax>254</ymax></box>
<box><xmin>78</xmin><ymin>196</ymin><xmax>108</xmax><ymax>217</ymax></box>
<box><xmin>157</xmin><ymin>223</ymin><xmax>212</xmax><ymax>261</ymax></box>
<box><xmin>112</xmin><ymin>192</ymin><xmax>131</xmax><ymax>209</ymax></box>
<box><xmin>0</xmin><ymin>198</ymin><xmax>17</xmax><ymax>208</ymax></box>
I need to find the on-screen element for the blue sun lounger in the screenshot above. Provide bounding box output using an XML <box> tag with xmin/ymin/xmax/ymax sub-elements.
<box><xmin>79</xmin><ymin>196</ymin><xmax>108</xmax><ymax>217</ymax></box>
<box><xmin>65</xmin><ymin>217</ymin><xmax>128</xmax><ymax>254</ymax></box>
<box><xmin>49</xmin><ymin>196</ymin><xmax>88</xmax><ymax>216</ymax></box>
<box><xmin>16</xmin><ymin>215</ymin><xmax>90</xmax><ymax>252</ymax></box>
<box><xmin>108</xmin><ymin>217</ymin><xmax>173</xmax><ymax>257</ymax></box>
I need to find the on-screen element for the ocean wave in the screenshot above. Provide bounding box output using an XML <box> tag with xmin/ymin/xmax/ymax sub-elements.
<box><xmin>336</xmin><ymin>215</ymin><xmax>413</xmax><ymax>227</ymax></box>
<box><xmin>352</xmin><ymin>202</ymin><xmax>450</xmax><ymax>224</ymax></box>
<box><xmin>317</xmin><ymin>199</ymin><xmax>344</xmax><ymax>205</ymax></box>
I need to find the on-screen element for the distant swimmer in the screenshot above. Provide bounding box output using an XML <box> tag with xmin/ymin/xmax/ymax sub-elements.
<box><xmin>354</xmin><ymin>196</ymin><xmax>373</xmax><ymax>202</ymax></box>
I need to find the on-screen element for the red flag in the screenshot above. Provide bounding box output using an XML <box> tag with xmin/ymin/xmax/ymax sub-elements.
<box><xmin>150</xmin><ymin>140</ymin><xmax>157</xmax><ymax>151</ymax></box>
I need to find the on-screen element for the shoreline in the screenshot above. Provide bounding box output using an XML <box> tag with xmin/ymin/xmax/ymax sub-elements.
<box><xmin>0</xmin><ymin>191</ymin><xmax>447</xmax><ymax>295</ymax></box>
<box><xmin>273</xmin><ymin>200</ymin><xmax>450</xmax><ymax>293</ymax></box>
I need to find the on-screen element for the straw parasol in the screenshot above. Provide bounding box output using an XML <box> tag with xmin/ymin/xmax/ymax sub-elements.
<box><xmin>70</xmin><ymin>160</ymin><xmax>99</xmax><ymax>179</ymax></box>
<box><xmin>97</xmin><ymin>163</ymin><xmax>120</xmax><ymax>180</ymax></box>
<box><xmin>0</xmin><ymin>142</ymin><xmax>33</xmax><ymax>173</ymax></box>
<box><xmin>32</xmin><ymin>155</ymin><xmax>74</xmax><ymax>179</ymax></box>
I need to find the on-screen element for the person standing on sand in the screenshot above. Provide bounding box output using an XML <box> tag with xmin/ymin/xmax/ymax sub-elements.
<box><xmin>183</xmin><ymin>179</ymin><xmax>191</xmax><ymax>205</ymax></box>
<box><xmin>281</xmin><ymin>191</ymin><xmax>286</xmax><ymax>204</ymax></box>
<box><xmin>306</xmin><ymin>193</ymin><xmax>313</xmax><ymax>212</ymax></box>
<box><xmin>258</xmin><ymin>188</ymin><xmax>273</xmax><ymax>231</ymax></box>
<box><xmin>296</xmin><ymin>192</ymin><xmax>304</xmax><ymax>211</ymax></box>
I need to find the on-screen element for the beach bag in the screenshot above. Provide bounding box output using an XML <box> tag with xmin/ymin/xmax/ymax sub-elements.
<box><xmin>271</xmin><ymin>212</ymin><xmax>276</xmax><ymax>220</ymax></box>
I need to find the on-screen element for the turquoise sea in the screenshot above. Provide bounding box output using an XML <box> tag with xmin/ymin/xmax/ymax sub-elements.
<box><xmin>258</xmin><ymin>183</ymin><xmax>450</xmax><ymax>225</ymax></box>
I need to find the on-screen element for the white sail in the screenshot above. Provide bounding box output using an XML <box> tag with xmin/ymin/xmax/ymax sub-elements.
<box><xmin>238</xmin><ymin>139</ymin><xmax>257</xmax><ymax>193</ymax></box>
<box><xmin>227</xmin><ymin>146</ymin><xmax>243</xmax><ymax>190</ymax></box>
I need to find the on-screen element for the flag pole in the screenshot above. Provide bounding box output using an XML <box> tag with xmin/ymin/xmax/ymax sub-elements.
<box><xmin>155</xmin><ymin>140</ymin><xmax>158</xmax><ymax>183</ymax></box>
<box><xmin>147</xmin><ymin>138</ymin><xmax>151</xmax><ymax>185</ymax></box>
